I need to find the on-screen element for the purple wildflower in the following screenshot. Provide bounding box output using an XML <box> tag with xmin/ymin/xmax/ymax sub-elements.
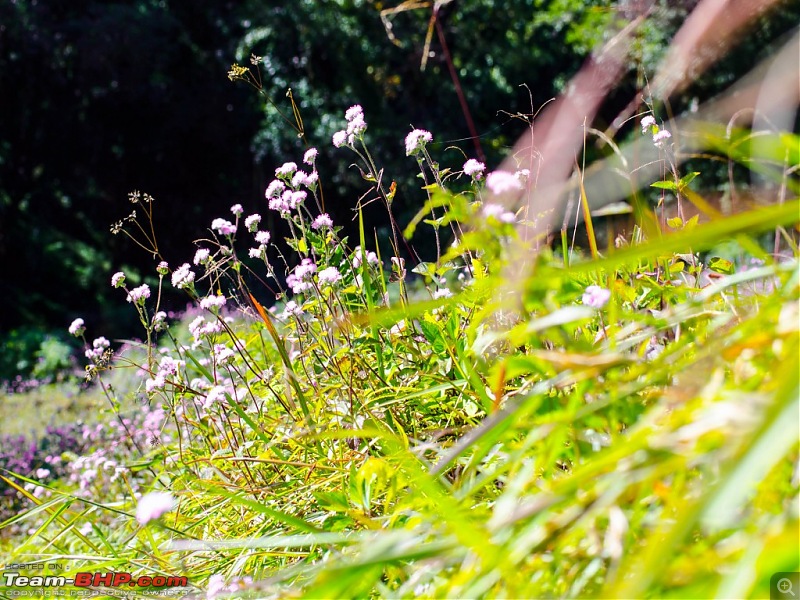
<box><xmin>200</xmin><ymin>294</ymin><xmax>227</xmax><ymax>310</ymax></box>
<box><xmin>291</xmin><ymin>170</ymin><xmax>315</xmax><ymax>189</ymax></box>
<box><xmin>582</xmin><ymin>285</ymin><xmax>611</xmax><ymax>309</ymax></box>
<box><xmin>345</xmin><ymin>105</ymin><xmax>364</xmax><ymax>121</ymax></box>
<box><xmin>211</xmin><ymin>218</ymin><xmax>236</xmax><ymax>236</ymax></box>
<box><xmin>193</xmin><ymin>248</ymin><xmax>210</xmax><ymax>266</ymax></box>
<box><xmin>84</xmin><ymin>337</ymin><xmax>110</xmax><ymax>363</ymax></box>
<box><xmin>275</xmin><ymin>162</ymin><xmax>298</xmax><ymax>178</ymax></box>
<box><xmin>288</xmin><ymin>190</ymin><xmax>306</xmax><ymax>209</ymax></box>
<box><xmin>152</xmin><ymin>311</ymin><xmax>168</xmax><ymax>332</ymax></box>
<box><xmin>265</xmin><ymin>180</ymin><xmax>285</xmax><ymax>199</ymax></box>
<box><xmin>68</xmin><ymin>318</ymin><xmax>85</xmax><ymax>337</ymax></box>
<box><xmin>204</xmin><ymin>385</ymin><xmax>229</xmax><ymax>409</ymax></box>
<box><xmin>286</xmin><ymin>258</ymin><xmax>316</xmax><ymax>294</ymax></box>
<box><xmin>352</xmin><ymin>246</ymin><xmax>379</xmax><ymax>269</ymax></box>
<box><xmin>312</xmin><ymin>214</ymin><xmax>333</xmax><ymax>230</ymax></box>
<box><xmin>282</xmin><ymin>300</ymin><xmax>303</xmax><ymax>318</ymax></box>
<box><xmin>653</xmin><ymin>129</ymin><xmax>672</xmax><ymax>148</ymax></box>
<box><xmin>318</xmin><ymin>266</ymin><xmax>342</xmax><ymax>286</ymax></box>
<box><xmin>171</xmin><ymin>263</ymin><xmax>195</xmax><ymax>289</ymax></box>
<box><xmin>346</xmin><ymin>114</ymin><xmax>367</xmax><ymax>139</ymax></box>
<box><xmin>269</xmin><ymin>196</ymin><xmax>288</xmax><ymax>212</ymax></box>
<box><xmin>245</xmin><ymin>214</ymin><xmax>262</xmax><ymax>232</ymax></box>
<box><xmin>126</xmin><ymin>284</ymin><xmax>151</xmax><ymax>304</ymax></box>
<box><xmin>463</xmin><ymin>159</ymin><xmax>485</xmax><ymax>179</ymax></box>
<box><xmin>405</xmin><ymin>129</ymin><xmax>432</xmax><ymax>156</ymax></box>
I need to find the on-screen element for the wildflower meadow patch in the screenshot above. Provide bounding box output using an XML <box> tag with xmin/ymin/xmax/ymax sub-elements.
<box><xmin>1</xmin><ymin>3</ymin><xmax>798</xmax><ymax>599</ymax></box>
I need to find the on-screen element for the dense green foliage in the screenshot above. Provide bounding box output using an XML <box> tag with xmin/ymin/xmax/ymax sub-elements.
<box><xmin>1</xmin><ymin>98</ymin><xmax>798</xmax><ymax>596</ymax></box>
<box><xmin>2</xmin><ymin>1</ymin><xmax>798</xmax><ymax>359</ymax></box>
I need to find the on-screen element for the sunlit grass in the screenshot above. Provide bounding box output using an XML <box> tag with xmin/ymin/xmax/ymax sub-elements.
<box><xmin>0</xmin><ymin>383</ymin><xmax>105</xmax><ymax>437</ymax></box>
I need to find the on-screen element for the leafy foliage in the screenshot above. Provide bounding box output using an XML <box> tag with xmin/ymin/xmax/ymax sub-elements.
<box><xmin>1</xmin><ymin>3</ymin><xmax>798</xmax><ymax>599</ymax></box>
<box><xmin>3</xmin><ymin>0</ymin><xmax>798</xmax><ymax>342</ymax></box>
<box><xmin>2</xmin><ymin>97</ymin><xmax>797</xmax><ymax>596</ymax></box>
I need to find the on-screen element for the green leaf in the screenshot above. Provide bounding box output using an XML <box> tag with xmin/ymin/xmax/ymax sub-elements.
<box><xmin>678</xmin><ymin>171</ymin><xmax>700</xmax><ymax>187</ymax></box>
<box><xmin>667</xmin><ymin>217</ymin><xmax>684</xmax><ymax>229</ymax></box>
<box><xmin>315</xmin><ymin>490</ymin><xmax>351</xmax><ymax>513</ymax></box>
<box><xmin>418</xmin><ymin>320</ymin><xmax>446</xmax><ymax>354</ymax></box>
<box><xmin>412</xmin><ymin>261</ymin><xmax>437</xmax><ymax>278</ymax></box>
<box><xmin>651</xmin><ymin>180</ymin><xmax>677</xmax><ymax>191</ymax></box>
<box><xmin>708</xmin><ymin>256</ymin><xmax>734</xmax><ymax>274</ymax></box>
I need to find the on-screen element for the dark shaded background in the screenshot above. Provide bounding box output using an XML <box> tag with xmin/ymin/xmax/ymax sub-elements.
<box><xmin>1</xmin><ymin>0</ymin><xmax>797</xmax><ymax>379</ymax></box>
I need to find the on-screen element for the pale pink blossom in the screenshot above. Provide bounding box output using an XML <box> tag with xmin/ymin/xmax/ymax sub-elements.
<box><xmin>152</xmin><ymin>311</ymin><xmax>168</xmax><ymax>332</ymax></box>
<box><xmin>291</xmin><ymin>170</ymin><xmax>315</xmax><ymax>189</ymax></box>
<box><xmin>582</xmin><ymin>285</ymin><xmax>611</xmax><ymax>309</ymax></box>
<box><xmin>265</xmin><ymin>180</ymin><xmax>285</xmax><ymax>199</ymax></box>
<box><xmin>653</xmin><ymin>129</ymin><xmax>672</xmax><ymax>148</ymax></box>
<box><xmin>211</xmin><ymin>218</ymin><xmax>236</xmax><ymax>236</ymax></box>
<box><xmin>135</xmin><ymin>492</ymin><xmax>175</xmax><ymax>525</ymax></box>
<box><xmin>200</xmin><ymin>294</ymin><xmax>227</xmax><ymax>310</ymax></box>
<box><xmin>346</xmin><ymin>114</ymin><xmax>367</xmax><ymax>137</ymax></box>
<box><xmin>69</xmin><ymin>318</ymin><xmax>85</xmax><ymax>337</ymax></box>
<box><xmin>172</xmin><ymin>263</ymin><xmax>195</xmax><ymax>289</ymax></box>
<box><xmin>345</xmin><ymin>105</ymin><xmax>364</xmax><ymax>121</ymax></box>
<box><xmin>245</xmin><ymin>214</ymin><xmax>261</xmax><ymax>232</ymax></box>
<box><xmin>405</xmin><ymin>129</ymin><xmax>432</xmax><ymax>156</ymax></box>
<box><xmin>193</xmin><ymin>248</ymin><xmax>210</xmax><ymax>265</ymax></box>
<box><xmin>282</xmin><ymin>300</ymin><xmax>303</xmax><ymax>318</ymax></box>
<box><xmin>312</xmin><ymin>214</ymin><xmax>333</xmax><ymax>230</ymax></box>
<box><xmin>288</xmin><ymin>190</ymin><xmax>306</xmax><ymax>209</ymax></box>
<box><xmin>486</xmin><ymin>171</ymin><xmax>523</xmax><ymax>195</ymax></box>
<box><xmin>640</xmin><ymin>115</ymin><xmax>656</xmax><ymax>132</ymax></box>
<box><xmin>352</xmin><ymin>246</ymin><xmax>379</xmax><ymax>268</ymax></box>
<box><xmin>463</xmin><ymin>159</ymin><xmax>485</xmax><ymax>179</ymax></box>
<box><xmin>318</xmin><ymin>266</ymin><xmax>342</xmax><ymax>286</ymax></box>
<box><xmin>126</xmin><ymin>284</ymin><xmax>151</xmax><ymax>304</ymax></box>
<box><xmin>275</xmin><ymin>162</ymin><xmax>298</xmax><ymax>178</ymax></box>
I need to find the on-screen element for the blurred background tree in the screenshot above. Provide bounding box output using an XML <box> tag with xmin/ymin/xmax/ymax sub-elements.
<box><xmin>1</xmin><ymin>0</ymin><xmax>797</xmax><ymax>380</ymax></box>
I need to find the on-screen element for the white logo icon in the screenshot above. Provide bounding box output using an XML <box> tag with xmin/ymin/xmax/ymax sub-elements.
<box><xmin>778</xmin><ymin>578</ymin><xmax>795</xmax><ymax>597</ymax></box>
